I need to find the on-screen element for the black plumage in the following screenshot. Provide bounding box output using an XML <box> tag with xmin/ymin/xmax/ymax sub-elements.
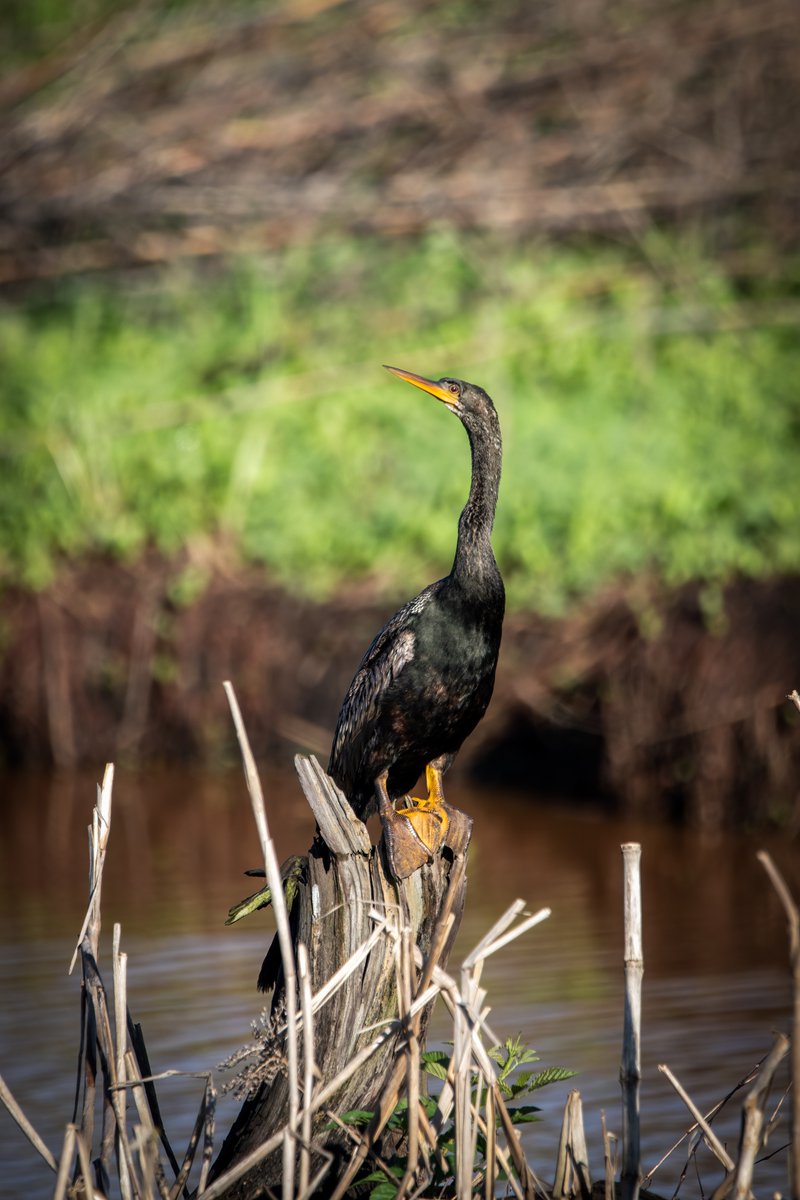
<box><xmin>328</xmin><ymin>366</ymin><xmax>504</xmax><ymax>877</ymax></box>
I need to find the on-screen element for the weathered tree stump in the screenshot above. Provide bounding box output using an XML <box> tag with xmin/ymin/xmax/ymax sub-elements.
<box><xmin>207</xmin><ymin>754</ymin><xmax>472</xmax><ymax>1198</ymax></box>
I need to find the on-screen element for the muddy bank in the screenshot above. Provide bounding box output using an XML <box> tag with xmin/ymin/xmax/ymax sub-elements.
<box><xmin>1</xmin><ymin>554</ymin><xmax>799</xmax><ymax>828</ymax></box>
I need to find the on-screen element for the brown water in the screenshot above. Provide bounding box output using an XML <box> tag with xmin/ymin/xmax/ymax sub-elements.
<box><xmin>0</xmin><ymin>766</ymin><xmax>795</xmax><ymax>1198</ymax></box>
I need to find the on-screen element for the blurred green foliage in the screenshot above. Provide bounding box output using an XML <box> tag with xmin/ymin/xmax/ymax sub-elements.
<box><xmin>2</xmin><ymin>231</ymin><xmax>799</xmax><ymax>611</ymax></box>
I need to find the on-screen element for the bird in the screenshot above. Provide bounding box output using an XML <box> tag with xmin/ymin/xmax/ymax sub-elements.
<box><xmin>328</xmin><ymin>365</ymin><xmax>504</xmax><ymax>879</ymax></box>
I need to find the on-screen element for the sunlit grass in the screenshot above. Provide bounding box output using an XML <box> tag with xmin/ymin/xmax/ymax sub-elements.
<box><xmin>2</xmin><ymin>230</ymin><xmax>799</xmax><ymax>611</ymax></box>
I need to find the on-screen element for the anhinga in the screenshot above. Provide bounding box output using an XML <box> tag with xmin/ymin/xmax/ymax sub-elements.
<box><xmin>328</xmin><ymin>366</ymin><xmax>504</xmax><ymax>879</ymax></box>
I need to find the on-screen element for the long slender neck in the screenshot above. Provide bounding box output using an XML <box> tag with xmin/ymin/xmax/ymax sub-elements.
<box><xmin>451</xmin><ymin>411</ymin><xmax>502</xmax><ymax>586</ymax></box>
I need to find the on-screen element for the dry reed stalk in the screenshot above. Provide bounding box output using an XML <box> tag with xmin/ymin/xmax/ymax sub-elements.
<box><xmin>719</xmin><ymin>1033</ymin><xmax>790</xmax><ymax>1200</ymax></box>
<box><xmin>426</xmin><ymin>938</ymin><xmax>545</xmax><ymax>1199</ymax></box>
<box><xmin>52</xmin><ymin>1123</ymin><xmax>77</xmax><ymax>1200</ymax></box>
<box><xmin>4</xmin><ymin>746</ymin><xmax>574</xmax><ymax>1200</ymax></box>
<box><xmin>756</xmin><ymin>847</ymin><xmax>800</xmax><ymax>1200</ymax></box>
<box><xmin>463</xmin><ymin>898</ymin><xmax>526</xmax><ymax>968</ymax></box>
<box><xmin>457</xmin><ymin>949</ymin><xmax>487</xmax><ymax>1198</ymax></box>
<box><xmin>601</xmin><ymin>1110</ymin><xmax>616</xmax><ymax>1200</ymax></box>
<box><xmin>223</xmin><ymin>680</ymin><xmax>300</xmax><ymax>1200</ymax></box>
<box><xmin>413</xmin><ymin>853</ymin><xmax>467</xmax><ymax>996</ymax></box>
<box><xmin>128</xmin><ymin>1022</ymin><xmax>182</xmax><ymax>1179</ymax></box>
<box><xmin>427</xmin><ymin>1002</ymin><xmax>484</xmax><ymax>1143</ymax></box>
<box><xmin>428</xmin><ymin>984</ymin><xmax>509</xmax><ymax>1120</ymax></box>
<box><xmin>395</xmin><ymin>923</ymin><xmax>424</xmax><ymax>1197</ymax></box>
<box><xmin>469</xmin><ymin>1098</ymin><xmax>526</xmax><ymax>1200</ymax></box>
<box><xmin>324</xmin><ymin>1106</ymin><xmax>397</xmax><ymax>1182</ymax></box>
<box><xmin>642</xmin><ymin>1062</ymin><xmax>760</xmax><ymax>1189</ymax></box>
<box><xmin>69</xmin><ymin>766</ymin><xmax>115</xmax><ymax>1180</ymax></box>
<box><xmin>484</xmin><ymin>1085</ymin><xmax>496</xmax><ymax>1200</ymax></box>
<box><xmin>68</xmin><ymin>764</ymin><xmax>198</xmax><ymax>1200</ymax></box>
<box><xmin>408</xmin><ymin>982</ymin><xmax>527</xmax><ymax>1200</ymax></box>
<box><xmin>299</xmin><ymin>1157</ymin><xmax>339</xmax><ymax>1200</ymax></box>
<box><xmin>329</xmin><ymin>1021</ymin><xmax>416</xmax><ymax>1192</ymax></box>
<box><xmin>124</xmin><ymin>1050</ymin><xmax>171</xmax><ymax>1200</ymax></box>
<box><xmin>296</xmin><ymin>943</ymin><xmax>315</xmax><ymax>1198</ymax></box>
<box><xmin>452</xmin><ymin>906</ymin><xmax>551</xmax><ymax>1200</ymax></box>
<box><xmin>492</xmin><ymin>1081</ymin><xmax>542</xmax><ymax>1200</ymax></box>
<box><xmin>620</xmin><ymin>842</ymin><xmax>643</xmax><ymax>1200</ymax></box>
<box><xmin>462</xmin><ymin>1091</ymin><xmax>523</xmax><ymax>1200</ymax></box>
<box><xmin>113</xmin><ymin>922</ymin><xmax>132</xmax><ymax>1200</ymax></box>
<box><xmin>199</xmin><ymin>1078</ymin><xmax>218</xmax><ymax>1196</ymax></box>
<box><xmin>69</xmin><ymin>770</ymin><xmax>137</xmax><ymax>1196</ymax></box>
<box><xmin>125</xmin><ymin>1089</ymin><xmax>160</xmax><ymax>1200</ymax></box>
<box><xmin>74</xmin><ymin>972</ymin><xmax>98</xmax><ymax>1152</ymax></box>
<box><xmin>70</xmin><ymin>762</ymin><xmax>114</xmax><ymax>973</ymax></box>
<box><xmin>324</xmin><ymin>884</ymin><xmax>550</xmax><ymax>1200</ymax></box>
<box><xmin>553</xmin><ymin>1089</ymin><xmax>591</xmax><ymax>1200</ymax></box>
<box><xmin>419</xmin><ymin>902</ymin><xmax>537</xmax><ymax>1104</ymax></box>
<box><xmin>168</xmin><ymin>1086</ymin><xmax>214</xmax><ymax>1200</ymax></box>
<box><xmin>454</xmin><ymin>986</ymin><xmax>472</xmax><ymax>1198</ymax></box>
<box><xmin>657</xmin><ymin>1063</ymin><xmax>735</xmax><ymax>1172</ymax></box>
<box><xmin>75</xmin><ymin>1125</ymin><xmax>95</xmax><ymax>1199</ymax></box>
<box><xmin>134</xmin><ymin>1126</ymin><xmax>163</xmax><ymax>1200</ymax></box>
<box><xmin>463</xmin><ymin>905</ymin><xmax>552</xmax><ymax>970</ymax></box>
<box><xmin>79</xmin><ymin>946</ymin><xmax>139</xmax><ymax>1191</ymax></box>
<box><xmin>6</xmin><ymin>748</ymin><xmax>569</xmax><ymax>1200</ymax></box>
<box><xmin>0</xmin><ymin>1072</ymin><xmax>58</xmax><ymax>1173</ymax></box>
<box><xmin>468</xmin><ymin>1022</ymin><xmax>485</xmax><ymax>1195</ymax></box>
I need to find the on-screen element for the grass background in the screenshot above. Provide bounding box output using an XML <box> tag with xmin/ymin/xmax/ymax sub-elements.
<box><xmin>2</xmin><ymin>229</ymin><xmax>799</xmax><ymax>612</ymax></box>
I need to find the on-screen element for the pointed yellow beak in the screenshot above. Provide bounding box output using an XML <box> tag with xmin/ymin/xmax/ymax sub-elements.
<box><xmin>383</xmin><ymin>365</ymin><xmax>458</xmax><ymax>407</ymax></box>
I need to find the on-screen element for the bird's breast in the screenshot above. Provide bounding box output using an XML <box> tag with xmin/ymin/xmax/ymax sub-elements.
<box><xmin>409</xmin><ymin>592</ymin><xmax>501</xmax><ymax>703</ymax></box>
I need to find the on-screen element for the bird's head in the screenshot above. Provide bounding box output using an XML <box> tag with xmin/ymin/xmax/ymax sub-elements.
<box><xmin>383</xmin><ymin>365</ymin><xmax>496</xmax><ymax>426</ymax></box>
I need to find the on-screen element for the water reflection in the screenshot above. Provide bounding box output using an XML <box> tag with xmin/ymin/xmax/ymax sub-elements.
<box><xmin>0</xmin><ymin>766</ymin><xmax>795</xmax><ymax>1198</ymax></box>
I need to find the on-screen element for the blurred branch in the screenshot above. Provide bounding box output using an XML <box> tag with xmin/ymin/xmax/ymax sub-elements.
<box><xmin>1</xmin><ymin>0</ymin><xmax>799</xmax><ymax>283</ymax></box>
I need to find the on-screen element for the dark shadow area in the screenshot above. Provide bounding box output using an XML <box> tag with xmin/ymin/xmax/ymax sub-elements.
<box><xmin>468</xmin><ymin>704</ymin><xmax>610</xmax><ymax>803</ymax></box>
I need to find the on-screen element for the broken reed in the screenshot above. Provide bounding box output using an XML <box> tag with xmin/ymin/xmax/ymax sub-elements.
<box><xmin>0</xmin><ymin>691</ymin><xmax>798</xmax><ymax>1197</ymax></box>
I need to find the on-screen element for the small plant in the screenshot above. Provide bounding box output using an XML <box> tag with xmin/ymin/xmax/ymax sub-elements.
<box><xmin>335</xmin><ymin>1036</ymin><xmax>576</xmax><ymax>1198</ymax></box>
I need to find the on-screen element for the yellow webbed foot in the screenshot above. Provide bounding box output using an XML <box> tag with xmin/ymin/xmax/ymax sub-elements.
<box><xmin>381</xmin><ymin>807</ymin><xmax>437</xmax><ymax>879</ymax></box>
<box><xmin>375</xmin><ymin>761</ymin><xmax>450</xmax><ymax>880</ymax></box>
<box><xmin>395</xmin><ymin>800</ymin><xmax>449</xmax><ymax>858</ymax></box>
<box><xmin>402</xmin><ymin>760</ymin><xmax>447</xmax><ymax>812</ymax></box>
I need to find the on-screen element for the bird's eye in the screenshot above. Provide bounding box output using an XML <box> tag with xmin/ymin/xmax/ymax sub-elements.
<box><xmin>449</xmin><ymin>383</ymin><xmax>459</xmax><ymax>395</ymax></box>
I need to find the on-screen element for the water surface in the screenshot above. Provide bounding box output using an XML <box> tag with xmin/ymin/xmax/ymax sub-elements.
<box><xmin>0</xmin><ymin>766</ymin><xmax>794</xmax><ymax>1197</ymax></box>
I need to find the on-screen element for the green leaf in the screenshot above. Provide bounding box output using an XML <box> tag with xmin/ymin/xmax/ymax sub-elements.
<box><xmin>386</xmin><ymin>1098</ymin><xmax>409</xmax><ymax>1131</ymax></box>
<box><xmin>365</xmin><ymin>1165</ymin><xmax>403</xmax><ymax>1199</ymax></box>
<box><xmin>421</xmin><ymin>1050</ymin><xmax>450</xmax><ymax>1081</ymax></box>
<box><xmin>335</xmin><ymin>1109</ymin><xmax>374</xmax><ymax>1127</ymax></box>
<box><xmin>369</xmin><ymin>1182</ymin><xmax>400</xmax><ymax>1200</ymax></box>
<box><xmin>508</xmin><ymin>1105</ymin><xmax>542</xmax><ymax>1124</ymax></box>
<box><xmin>358</xmin><ymin>1168</ymin><xmax>401</xmax><ymax>1184</ymax></box>
<box><xmin>517</xmin><ymin>1067</ymin><xmax>578</xmax><ymax>1092</ymax></box>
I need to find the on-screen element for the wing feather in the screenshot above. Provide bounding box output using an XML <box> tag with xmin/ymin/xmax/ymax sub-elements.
<box><xmin>328</xmin><ymin>580</ymin><xmax>442</xmax><ymax>784</ymax></box>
